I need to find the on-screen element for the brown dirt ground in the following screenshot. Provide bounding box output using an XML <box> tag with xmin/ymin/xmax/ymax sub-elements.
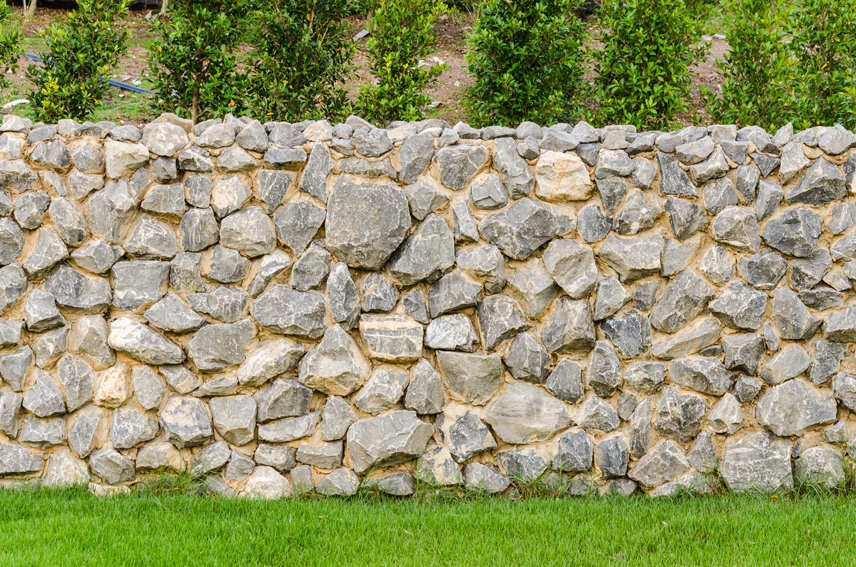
<box><xmin>5</xmin><ymin>8</ymin><xmax>730</xmax><ymax>127</ymax></box>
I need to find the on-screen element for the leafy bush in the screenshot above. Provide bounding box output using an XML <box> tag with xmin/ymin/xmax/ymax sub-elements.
<box><xmin>786</xmin><ymin>0</ymin><xmax>856</xmax><ymax>130</ymax></box>
<box><xmin>0</xmin><ymin>3</ymin><xmax>23</xmax><ymax>102</ymax></box>
<box><xmin>593</xmin><ymin>0</ymin><xmax>706</xmax><ymax>130</ymax></box>
<box><xmin>26</xmin><ymin>0</ymin><xmax>130</xmax><ymax>122</ymax></box>
<box><xmin>356</xmin><ymin>0</ymin><xmax>448</xmax><ymax>125</ymax></box>
<box><xmin>705</xmin><ymin>0</ymin><xmax>791</xmax><ymax>130</ymax></box>
<box><xmin>148</xmin><ymin>0</ymin><xmax>252</xmax><ymax>123</ymax></box>
<box><xmin>464</xmin><ymin>0</ymin><xmax>589</xmax><ymax>127</ymax></box>
<box><xmin>248</xmin><ymin>0</ymin><xmax>356</xmax><ymax>122</ymax></box>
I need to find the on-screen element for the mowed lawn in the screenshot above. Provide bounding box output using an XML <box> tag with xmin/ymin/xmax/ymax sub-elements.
<box><xmin>0</xmin><ymin>488</ymin><xmax>854</xmax><ymax>567</ymax></box>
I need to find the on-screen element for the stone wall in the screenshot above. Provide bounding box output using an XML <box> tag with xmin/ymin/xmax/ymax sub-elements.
<box><xmin>0</xmin><ymin>112</ymin><xmax>855</xmax><ymax>498</ymax></box>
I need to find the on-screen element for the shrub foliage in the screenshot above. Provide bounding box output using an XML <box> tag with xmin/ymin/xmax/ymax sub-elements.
<box><xmin>26</xmin><ymin>0</ymin><xmax>130</xmax><ymax>122</ymax></box>
<box><xmin>356</xmin><ymin>0</ymin><xmax>447</xmax><ymax>125</ymax></box>
<box><xmin>248</xmin><ymin>0</ymin><xmax>356</xmax><ymax>122</ymax></box>
<box><xmin>0</xmin><ymin>3</ymin><xmax>22</xmax><ymax>101</ymax></box>
<box><xmin>594</xmin><ymin>0</ymin><xmax>706</xmax><ymax>130</ymax></box>
<box><xmin>149</xmin><ymin>0</ymin><xmax>251</xmax><ymax>123</ymax></box>
<box><xmin>464</xmin><ymin>0</ymin><xmax>589</xmax><ymax>127</ymax></box>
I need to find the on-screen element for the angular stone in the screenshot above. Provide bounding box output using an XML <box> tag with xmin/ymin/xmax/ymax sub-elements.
<box><xmin>219</xmin><ymin>206</ymin><xmax>275</xmax><ymax>259</ymax></box>
<box><xmin>273</xmin><ymin>198</ymin><xmax>326</xmax><ymax>255</ymax></box>
<box><xmin>159</xmin><ymin>396</ymin><xmax>213</xmax><ymax>448</ymax></box>
<box><xmin>111</xmin><ymin>261</ymin><xmax>169</xmax><ymax>310</ymax></box>
<box><xmin>708</xmin><ymin>393</ymin><xmax>743</xmax><ymax>435</ymax></box>
<box><xmin>576</xmin><ymin>204</ymin><xmax>612</xmax><ymax>243</ymax></box>
<box><xmin>403</xmin><ymin>359</ymin><xmax>445</xmax><ymax>415</ymax></box>
<box><xmin>762</xmin><ymin>207</ymin><xmax>822</xmax><ymax>258</ymax></box>
<box><xmin>22</xmin><ymin>369</ymin><xmax>65</xmax><ymax>417</ymax></box>
<box><xmin>210</xmin><ymin>175</ymin><xmax>250</xmax><ymax>219</ymax></box>
<box><xmin>325</xmin><ymin>178</ymin><xmax>409</xmax><ymax>270</ymax></box>
<box><xmin>109</xmin><ymin>405</ymin><xmax>159</xmax><ymax>449</ymax></box>
<box><xmin>708</xmin><ymin>281</ymin><xmax>767</xmax><ymax>331</ymax></box>
<box><xmin>320</xmin><ymin>396</ymin><xmax>355</xmax><ymax>441</ymax></box>
<box><xmin>257</xmin><ymin>170</ymin><xmax>291</xmax><ymax>214</ymax></box>
<box><xmin>248</xmin><ymin>251</ymin><xmax>291</xmax><ymax>299</ymax></box>
<box><xmin>773</xmin><ymin>289</ymin><xmax>820</xmax><ymax>340</ymax></box>
<box><xmin>629</xmin><ymin>397</ymin><xmax>653</xmax><ymax>460</ymax></box>
<box><xmin>545</xmin><ymin>359</ymin><xmax>584</xmax><ymax>403</ymax></box>
<box><xmin>415</xmin><ymin>446</ymin><xmax>462</xmax><ymax>486</ymax></box>
<box><xmin>540</xmin><ymin>297</ymin><xmax>595</xmax><ymax>353</ymax></box>
<box><xmin>22</xmin><ymin>228</ymin><xmax>68</xmax><ymax>278</ymax></box>
<box><xmin>353</xmin><ymin>366</ymin><xmax>409</xmax><ymax>414</ymax></box>
<box><xmin>629</xmin><ymin>440</ymin><xmax>690</xmax><ymax>488</ymax></box>
<box><xmin>542</xmin><ymin>239</ymin><xmax>597</xmax><ymax>299</ymax></box>
<box><xmin>795</xmin><ymin>446</ymin><xmax>845</xmax><ymax>489</ymax></box>
<box><xmin>435</xmin><ymin>408</ymin><xmax>496</xmax><ymax>462</ymax></box>
<box><xmin>734</xmin><ymin>374</ymin><xmax>763</xmax><ymax>404</ymax></box>
<box><xmin>833</xmin><ymin>373</ymin><xmax>856</xmax><ymax>413</ymax></box>
<box><xmin>811</xmin><ymin>341</ymin><xmax>846</xmax><ymax>385</ymax></box>
<box><xmin>486</xmin><ymin>382</ymin><xmax>571</xmax><ymax>444</ymax></box>
<box><xmin>649</xmin><ymin>270</ymin><xmax>712</xmax><ymax>334</ymax></box>
<box><xmin>579</xmin><ymin>397</ymin><xmax>619</xmax><ymax>432</ymax></box>
<box><xmin>452</xmin><ymin>202</ymin><xmax>479</xmax><ymax>243</ymax></box>
<box><xmin>534</xmin><ymin>151</ymin><xmax>592</xmax><ymax>201</ymax></box>
<box><xmin>787</xmin><ymin>157</ymin><xmax>846</xmax><ymax>205</ymax></box>
<box><xmin>669</xmin><ymin>358</ymin><xmax>734</xmax><ymax>396</ymax></box>
<box><xmin>398</xmin><ymin>134</ymin><xmax>434</xmax><ymax>184</ymax></box>
<box><xmin>756</xmin><ymin>380</ymin><xmax>836</xmax><ymax>436</ymax></box>
<box><xmin>90</xmin><ymin>449</ymin><xmax>135</xmax><ymax>484</ymax></box>
<box><xmin>503</xmin><ymin>332</ymin><xmax>549</xmax><ymax>383</ymax></box>
<box><xmin>711</xmin><ymin>206</ymin><xmax>760</xmax><ymax>252</ymax></box>
<box><xmin>425</xmin><ymin>313</ymin><xmax>478</xmax><ymax>352</ymax></box>
<box><xmin>464</xmin><ymin>462</ymin><xmax>510</xmax><ymax>493</ymax></box>
<box><xmin>388</xmin><ymin>214</ymin><xmax>455</xmax><ymax>286</ymax></box>
<box><xmin>656</xmin><ymin>152</ymin><xmax>698</xmax><ymax>196</ymax></box>
<box><xmin>480</xmin><ymin>198</ymin><xmax>572</xmax><ymax>260</ymax></box>
<box><xmin>755</xmin><ymin>180</ymin><xmax>784</xmax><ymax>220</ymax></box>
<box><xmin>70</xmin><ymin>240</ymin><xmax>123</xmax><ymax>275</ymax></box>
<box><xmin>435</xmin><ymin>145</ymin><xmax>489</xmax><ymax>190</ymax></box>
<box><xmin>468</xmin><ymin>173</ymin><xmax>508</xmax><ymax>210</ymax></box>
<box><xmin>595</xmin><ymin>177</ymin><xmax>627</xmax><ymax>215</ymax></box>
<box><xmin>457</xmin><ymin>245</ymin><xmax>506</xmax><ymax>293</ymax></box>
<box><xmin>738</xmin><ymin>249</ymin><xmax>787</xmax><ymax>290</ymax></box>
<box><xmin>721</xmin><ymin>431</ymin><xmax>793</xmax><ymax>493</ymax></box>
<box><xmin>67</xmin><ymin>405</ymin><xmax>106</xmax><ymax>458</ymax></box>
<box><xmin>404</xmin><ymin>179</ymin><xmax>448</xmax><ymax>221</ymax></box>
<box><xmin>506</xmin><ymin>260</ymin><xmax>558</xmax><ymax>318</ymax></box>
<box><xmin>428</xmin><ymin>270</ymin><xmax>481</xmax><ymax>317</ymax></box>
<box><xmin>189</xmin><ymin>441</ymin><xmax>231</xmax><ymax>476</ymax></box>
<box><xmin>721</xmin><ymin>334</ymin><xmax>764</xmax><ymax>375</ymax></box>
<box><xmin>209</xmin><ymin>396</ymin><xmax>257</xmax><ymax>446</ymax></box>
<box><xmin>598</xmin><ymin>234</ymin><xmax>664</xmax><ymax>282</ymax></box>
<box><xmin>595</xmin><ymin>437</ymin><xmax>629</xmax><ymax>479</ymax></box>
<box><xmin>823</xmin><ymin>306</ymin><xmax>856</xmax><ymax>342</ymax></box>
<box><xmin>86</xmin><ymin>181</ymin><xmax>136</xmax><ymax>243</ymax></box>
<box><xmin>653</xmin><ymin>386</ymin><xmax>705</xmax><ymax>443</ymax></box>
<box><xmin>251</xmin><ymin>286</ymin><xmax>325</xmax><ymax>339</ymax></box>
<box><xmin>242</xmin><ymin>466</ymin><xmax>291</xmax><ymax>499</ymax></box>
<box><xmin>107</xmin><ymin>317</ymin><xmax>183</xmax><ymax>365</ymax></box>
<box><xmin>187</xmin><ymin>319</ymin><xmax>254</xmax><ymax>372</ymax></box>
<box><xmin>298</xmin><ymin>325</ymin><xmax>371</xmax><ymax>396</ymax></box>
<box><xmin>346</xmin><ymin>411</ymin><xmax>432</xmax><ymax>474</ymax></box>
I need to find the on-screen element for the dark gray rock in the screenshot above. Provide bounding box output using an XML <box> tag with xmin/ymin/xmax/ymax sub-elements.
<box><xmin>787</xmin><ymin>157</ymin><xmax>845</xmax><ymax>205</ymax></box>
<box><xmin>436</xmin><ymin>410</ymin><xmax>496</xmax><ymax>462</ymax></box>
<box><xmin>669</xmin><ymin>358</ymin><xmax>734</xmax><ymax>396</ymax></box>
<box><xmin>811</xmin><ymin>341</ymin><xmax>846</xmax><ymax>385</ymax></box>
<box><xmin>664</xmin><ymin>197</ymin><xmax>707</xmax><ymax>241</ymax></box>
<box><xmin>544</xmin><ymin>359</ymin><xmax>584</xmax><ymax>403</ymax></box>
<box><xmin>650</xmin><ymin>270</ymin><xmax>712</xmax><ymax>334</ymax></box>
<box><xmin>602</xmin><ymin>310</ymin><xmax>651</xmax><ymax>358</ymax></box>
<box><xmin>576</xmin><ymin>204</ymin><xmax>612</xmax><ymax>243</ymax></box>
<box><xmin>48</xmin><ymin>199</ymin><xmax>86</xmax><ymax>246</ymax></box>
<box><xmin>587</xmin><ymin>341</ymin><xmax>622</xmax><ymax>397</ymax></box>
<box><xmin>273</xmin><ymin>198</ymin><xmax>326</xmax><ymax>256</ymax></box>
<box><xmin>722</xmin><ymin>334</ymin><xmax>764</xmax><ymax>375</ymax></box>
<box><xmin>756</xmin><ymin>380</ymin><xmax>836</xmax><ymax>436</ymax></box>
<box><xmin>594</xmin><ymin>437</ymin><xmax>629</xmax><ymax>479</ymax></box>
<box><xmin>435</xmin><ymin>145</ymin><xmax>489</xmax><ymax>190</ymax></box>
<box><xmin>708</xmin><ymin>281</ymin><xmax>767</xmax><ymax>331</ymax></box>
<box><xmin>596</xmin><ymin>177</ymin><xmax>627</xmax><ymax>215</ymax></box>
<box><xmin>773</xmin><ymin>288</ymin><xmax>820</xmax><ymax>340</ymax></box>
<box><xmin>762</xmin><ymin>207</ymin><xmax>822</xmax><ymax>258</ymax></box>
<box><xmin>738</xmin><ymin>249</ymin><xmax>787</xmax><ymax>290</ymax></box>
<box><xmin>654</xmin><ymin>386</ymin><xmax>705</xmax><ymax>443</ymax></box>
<box><xmin>656</xmin><ymin>151</ymin><xmax>698</xmax><ymax>196</ymax></box>
<box><xmin>540</xmin><ymin>297</ymin><xmax>595</xmax><ymax>353</ymax></box>
<box><xmin>479</xmin><ymin>198</ymin><xmax>572</xmax><ymax>260</ymax></box>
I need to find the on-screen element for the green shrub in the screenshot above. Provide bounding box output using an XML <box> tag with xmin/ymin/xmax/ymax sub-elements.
<box><xmin>148</xmin><ymin>0</ymin><xmax>252</xmax><ymax>123</ymax></box>
<box><xmin>0</xmin><ymin>3</ymin><xmax>23</xmax><ymax>102</ymax></box>
<box><xmin>593</xmin><ymin>0</ymin><xmax>707</xmax><ymax>130</ymax></box>
<box><xmin>464</xmin><ymin>0</ymin><xmax>589</xmax><ymax>127</ymax></box>
<box><xmin>248</xmin><ymin>0</ymin><xmax>356</xmax><ymax>122</ymax></box>
<box><xmin>356</xmin><ymin>0</ymin><xmax>448</xmax><ymax>125</ymax></box>
<box><xmin>786</xmin><ymin>0</ymin><xmax>856</xmax><ymax>130</ymax></box>
<box><xmin>705</xmin><ymin>0</ymin><xmax>791</xmax><ymax>131</ymax></box>
<box><xmin>26</xmin><ymin>0</ymin><xmax>130</xmax><ymax>122</ymax></box>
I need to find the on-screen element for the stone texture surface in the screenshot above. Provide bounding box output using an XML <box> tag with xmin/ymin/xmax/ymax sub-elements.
<box><xmin>0</xmin><ymin>116</ymin><xmax>852</xmax><ymax>497</ymax></box>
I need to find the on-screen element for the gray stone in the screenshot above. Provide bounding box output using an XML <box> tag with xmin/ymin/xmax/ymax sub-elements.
<box><xmin>542</xmin><ymin>239</ymin><xmax>597</xmax><ymax>298</ymax></box>
<box><xmin>799</xmin><ymin>288</ymin><xmax>843</xmax><ymax>311</ymax></box>
<box><xmin>773</xmin><ymin>289</ymin><xmax>821</xmax><ymax>340</ymax></box>
<box><xmin>539</xmin><ymin>129</ymin><xmax>578</xmax><ymax>152</ymax></box>
<box><xmin>436</xmin><ymin>409</ymin><xmax>496</xmax><ymax>462</ymax></box>
<box><xmin>86</xmin><ymin>181</ymin><xmax>136</xmax><ymax>243</ymax></box>
<box><xmin>833</xmin><ymin>373</ymin><xmax>856</xmax><ymax>413</ymax></box>
<box><xmin>613</xmin><ymin>190</ymin><xmax>661</xmax><ymax>235</ymax></box>
<box><xmin>734</xmin><ymin>164</ymin><xmax>760</xmax><ymax>202</ymax></box>
<box><xmin>188</xmin><ymin>442</ymin><xmax>232</xmax><ymax>478</ymax></box>
<box><xmin>353</xmin><ymin>366</ymin><xmax>409</xmax><ymax>414</ymax></box>
<box><xmin>755</xmin><ymin>180</ymin><xmax>784</xmax><ymax>221</ymax></box>
<box><xmin>44</xmin><ymin>264</ymin><xmax>112</xmax><ymax>315</ymax></box>
<box><xmin>156</xmin><ymin>364</ymin><xmax>198</xmax><ymax>395</ymax></box>
<box><xmin>579</xmin><ymin>397</ymin><xmax>619</xmax><ymax>432</ymax></box>
<box><xmin>494</xmin><ymin>137</ymin><xmax>535</xmax><ymax>198</ymax></box>
<box><xmin>388</xmin><ymin>214</ymin><xmax>455</xmax><ymax>286</ymax></box>
<box><xmin>711</xmin><ymin>206</ymin><xmax>760</xmax><ymax>252</ymax></box>
<box><xmin>791</xmin><ymin>249</ymin><xmax>832</xmax><ymax>291</ymax></box>
<box><xmin>67</xmin><ymin>405</ymin><xmax>106</xmax><ymax>458</ymax></box>
<box><xmin>664</xmin><ymin>197</ymin><xmax>707</xmax><ymax>241</ymax></box>
<box><xmin>210</xmin><ymin>175</ymin><xmax>250</xmax><ymax>219</ymax></box>
<box><xmin>762</xmin><ymin>207</ymin><xmax>822</xmax><ymax>258</ymax></box>
<box><xmin>824</xmin><ymin>421</ymin><xmax>848</xmax><ymax>445</ymax></box>
<box><xmin>338</xmin><ymin>156</ymin><xmax>396</xmax><ymax>178</ymax></box>
<box><xmin>183</xmin><ymin>174</ymin><xmax>212</xmax><ymax>208</ymax></box>
<box><xmin>0</xmin><ymin>387</ymin><xmax>21</xmax><ymax>437</ymax></box>
<box><xmin>592</xmin><ymin>277</ymin><xmax>631</xmax><ymax>321</ymax></box>
<box><xmin>795</xmin><ymin>446</ymin><xmax>845</xmax><ymax>489</ymax></box>
<box><xmin>669</xmin><ymin>358</ymin><xmax>734</xmax><ymax>396</ymax></box>
<box><xmin>111</xmin><ymin>260</ymin><xmax>169</xmax><ymax>310</ymax></box>
<box><xmin>631</xmin><ymin>157</ymin><xmax>656</xmax><ymax>189</ymax></box>
<box><xmin>595</xmin><ymin>177</ymin><xmax>627</xmax><ymax>215</ymax></box>
<box><xmin>468</xmin><ymin>173</ymin><xmax>508</xmax><ymax>210</ymax></box>
<box><xmin>602</xmin><ymin>310</ymin><xmax>652</xmax><ymax>358</ymax></box>
<box><xmin>425</xmin><ymin>313</ymin><xmax>478</xmax><ymax>352</ymax></box>
<box><xmin>209</xmin><ymin>396</ymin><xmax>257</xmax><ymax>446</ymax></box>
<box><xmin>70</xmin><ymin>240</ymin><xmax>123</xmax><ymax>275</ymax></box>
<box><xmin>70</xmin><ymin>315</ymin><xmax>113</xmax><ymax>370</ymax></box>
<box><xmin>722</xmin><ymin>334</ymin><xmax>764</xmax><ymax>375</ymax></box>
<box><xmin>787</xmin><ymin>157</ymin><xmax>845</xmax><ymax>205</ymax></box>
<box><xmin>576</xmin><ymin>204</ymin><xmax>612</xmax><ymax>243</ymax></box>
<box><xmin>346</xmin><ymin>411</ymin><xmax>432</xmax><ymax>474</ymax></box>
<box><xmin>435</xmin><ymin>145</ymin><xmax>489</xmax><ymax>190</ymax></box>
<box><xmin>14</xmin><ymin>191</ymin><xmax>50</xmax><ymax>230</ymax></box>
<box><xmin>709</xmin><ymin>393</ymin><xmax>743</xmax><ymax>434</ymax></box>
<box><xmin>272</xmin><ymin>200</ymin><xmax>324</xmax><ymax>257</ymax></box>
<box><xmin>676</xmin><ymin>137</ymin><xmax>714</xmax><ymax>165</ymax></box>
<box><xmin>141</xmin><ymin>183</ymin><xmax>184</xmax><ymax>217</ymax></box>
<box><xmin>255</xmin><ymin>171</ymin><xmax>290</xmax><ymax>215</ymax></box>
<box><xmin>0</xmin><ymin>441</ymin><xmax>43</xmax><ymax>476</ymax></box>
<box><xmin>0</xmin><ymin>319</ymin><xmax>23</xmax><ymax>350</ymax></box>
<box><xmin>159</xmin><ymin>396</ymin><xmax>213</xmax><ymax>448</ymax></box>
<box><xmin>656</xmin><ymin>151</ymin><xmax>698</xmax><ymax>196</ymax></box>
<box><xmin>296</xmin><ymin>441</ymin><xmax>343</xmax><ymax>470</ymax></box>
<box><xmin>22</xmin><ymin>228</ymin><xmax>68</xmax><ymax>277</ymax></box>
<box><xmin>109</xmin><ymin>405</ymin><xmax>159</xmax><ymax>449</ymax></box>
<box><xmin>30</xmin><ymin>140</ymin><xmax>71</xmax><ymax>171</ymax></box>
<box><xmin>398</xmin><ymin>134</ymin><xmax>434</xmax><ymax>184</ymax></box>
<box><xmin>32</xmin><ymin>327</ymin><xmax>68</xmax><ymax>368</ymax></box>
<box><xmin>629</xmin><ymin>396</ymin><xmax>652</xmax><ymax>459</ymax></box>
<box><xmin>690</xmin><ymin>148</ymin><xmax>729</xmax><ymax>185</ymax></box>
<box><xmin>457</xmin><ymin>244</ymin><xmax>506</xmax><ymax>293</ymax></box>
<box><xmin>541</xmin><ymin>296</ymin><xmax>595</xmax><ymax>353</ymax></box>
<box><xmin>131</xmin><ymin>366</ymin><xmax>164</xmax><ymax>411</ymax></box>
<box><xmin>320</xmin><ymin>396</ymin><xmax>356</xmax><ymax>441</ymax></box>
<box><xmin>629</xmin><ymin>440</ymin><xmax>690</xmax><ymax>488</ymax></box>
<box><xmin>738</xmin><ymin>249</ymin><xmax>787</xmax><ymax>290</ymax></box>
<box><xmin>598</xmin><ymin>234</ymin><xmax>664</xmax><ymax>282</ymax></box>
<box><xmin>18</xmin><ymin>415</ymin><xmax>63</xmax><ymax>449</ymax></box>
<box><xmin>734</xmin><ymin>374</ymin><xmax>763</xmax><ymax>404</ymax></box>
<box><xmin>415</xmin><ymin>445</ymin><xmax>462</xmax><ymax>486</ymax></box>
<box><xmin>756</xmin><ymin>380</ymin><xmax>836</xmax><ymax>436</ymax></box>
<box><xmin>436</xmin><ymin>351</ymin><xmax>502</xmax><ymax>406</ymax></box>
<box><xmin>811</xmin><ymin>341</ymin><xmax>846</xmax><ymax>385</ymax></box>
<box><xmin>145</xmin><ymin>294</ymin><xmax>207</xmax><ymax>333</ymax></box>
<box><xmin>702</xmin><ymin>177</ymin><xmax>738</xmax><ymax>215</ymax></box>
<box><xmin>404</xmin><ymin>179</ymin><xmax>448</xmax><ymax>221</ymax></box>
<box><xmin>353</xmin><ymin>129</ymin><xmax>393</xmax><ymax>158</ymax></box>
<box><xmin>290</xmin><ymin>242</ymin><xmax>330</xmax><ymax>291</ymax></box>
<box><xmin>0</xmin><ymin>218</ymin><xmax>23</xmax><ymax>266</ymax></box>
<box><xmin>623</xmin><ymin>362</ymin><xmax>665</xmax><ymax>395</ymax></box>
<box><xmin>0</xmin><ymin>159</ymin><xmax>37</xmax><ymax>192</ymax></box>
<box><xmin>595</xmin><ymin>437</ymin><xmax>629</xmax><ymax>479</ymax></box>
<box><xmin>779</xmin><ymin>141</ymin><xmax>810</xmax><ymax>184</ymax></box>
<box><xmin>251</xmin><ymin>285</ymin><xmax>325</xmax><ymax>339</ymax></box>
<box><xmin>464</xmin><ymin>462</ymin><xmax>510</xmax><ymax>493</ymax></box>
<box><xmin>496</xmin><ymin>449</ymin><xmax>549</xmax><ymax>483</ymax></box>
<box><xmin>218</xmin><ymin>146</ymin><xmax>257</xmax><ymax>173</ymax></box>
<box><xmin>698</xmin><ymin>245</ymin><xmax>733</xmax><ymax>285</ymax></box>
<box><xmin>552</xmin><ymin>429</ymin><xmax>592</xmax><ymax>472</ymax></box>
<box><xmin>325</xmin><ymin>177</ymin><xmax>409</xmax><ymax>270</ymax></box>
<box><xmin>89</xmin><ymin>449</ymin><xmax>135</xmax><ymax>484</ymax></box>
<box><xmin>187</xmin><ymin>319</ymin><xmax>254</xmax><ymax>372</ymax></box>
<box><xmin>480</xmin><ymin>198</ymin><xmax>572</xmax><ymax>260</ymax></box>
<box><xmin>169</xmin><ymin>253</ymin><xmax>206</xmax><ymax>293</ymax></box>
<box><xmin>828</xmin><ymin>202</ymin><xmax>856</xmax><ymax>235</ymax></box>
<box><xmin>269</xmin><ymin>123</ymin><xmax>307</xmax><ymax>146</ymax></box>
<box><xmin>56</xmin><ymin>355</ymin><xmax>94</xmax><ymax>412</ymax></box>
<box><xmin>24</xmin><ymin>289</ymin><xmax>64</xmax><ymax>332</ymax></box>
<box><xmin>650</xmin><ymin>270</ymin><xmax>712</xmax><ymax>334</ymax></box>
<box><xmin>708</xmin><ymin>281</ymin><xmax>767</xmax><ymax>331</ymax></box>
<box><xmin>107</xmin><ymin>317</ymin><xmax>183</xmax><ymax>365</ymax></box>
<box><xmin>428</xmin><ymin>270</ymin><xmax>482</xmax><ymax>317</ymax></box>
<box><xmin>720</xmin><ymin>431</ymin><xmax>792</xmax><ymax>492</ymax></box>
<box><xmin>177</xmin><ymin>146</ymin><xmax>214</xmax><ymax>173</ymax></box>
<box><xmin>124</xmin><ymin>215</ymin><xmax>179</xmax><ymax>260</ymax></box>
<box><xmin>635</xmin><ymin>281</ymin><xmax>658</xmax><ymax>312</ymax></box>
<box><xmin>654</xmin><ymin>386</ymin><xmax>705</xmax><ymax>443</ymax></box>
<box><xmin>486</xmin><ymin>382</ymin><xmax>571</xmax><ymax>444</ymax></box>
<box><xmin>401</xmin><ymin>359</ymin><xmax>445</xmax><ymax>415</ymax></box>
<box><xmin>219</xmin><ymin>206</ymin><xmax>276</xmax><ymax>259</ymax></box>
<box><xmin>298</xmin><ymin>325</ymin><xmax>371</xmax><ymax>396</ymax></box>
<box><xmin>818</xmin><ymin>124</ymin><xmax>856</xmax><ymax>155</ymax></box>
<box><xmin>595</xmin><ymin>150</ymin><xmax>634</xmax><ymax>179</ymax></box>
<box><xmin>506</xmin><ymin>261</ymin><xmax>558</xmax><ymax>318</ymax></box>
<box><xmin>823</xmin><ymin>305</ymin><xmax>856</xmax><ymax>342</ymax></box>
<box><xmin>452</xmin><ymin>202</ymin><xmax>479</xmax><ymax>243</ymax></box>
<box><xmin>356</xmin><ymin>274</ymin><xmax>397</xmax><ymax>316</ymax></box>
<box><xmin>503</xmin><ymin>332</ymin><xmax>549</xmax><ymax>383</ymax></box>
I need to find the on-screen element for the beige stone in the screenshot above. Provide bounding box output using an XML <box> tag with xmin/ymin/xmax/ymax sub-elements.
<box><xmin>104</xmin><ymin>141</ymin><xmax>149</xmax><ymax>179</ymax></box>
<box><xmin>94</xmin><ymin>362</ymin><xmax>130</xmax><ymax>408</ymax></box>
<box><xmin>535</xmin><ymin>151</ymin><xmax>593</xmax><ymax>201</ymax></box>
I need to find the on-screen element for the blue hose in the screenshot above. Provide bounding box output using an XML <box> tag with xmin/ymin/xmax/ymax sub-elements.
<box><xmin>23</xmin><ymin>52</ymin><xmax>155</xmax><ymax>94</ymax></box>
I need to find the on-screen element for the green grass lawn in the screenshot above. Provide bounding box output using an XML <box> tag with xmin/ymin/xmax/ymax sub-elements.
<box><xmin>0</xmin><ymin>488</ymin><xmax>854</xmax><ymax>567</ymax></box>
